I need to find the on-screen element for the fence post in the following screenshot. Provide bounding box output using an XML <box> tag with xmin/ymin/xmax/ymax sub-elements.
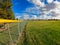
<box><xmin>7</xmin><ymin>23</ymin><xmax>14</xmax><ymax>45</ymax></box>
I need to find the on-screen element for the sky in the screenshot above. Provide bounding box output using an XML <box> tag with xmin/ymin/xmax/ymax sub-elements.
<box><xmin>12</xmin><ymin>0</ymin><xmax>34</xmax><ymax>15</ymax></box>
<box><xmin>12</xmin><ymin>0</ymin><xmax>60</xmax><ymax>19</ymax></box>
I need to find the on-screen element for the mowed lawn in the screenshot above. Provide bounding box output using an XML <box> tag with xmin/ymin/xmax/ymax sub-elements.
<box><xmin>22</xmin><ymin>20</ymin><xmax>60</xmax><ymax>45</ymax></box>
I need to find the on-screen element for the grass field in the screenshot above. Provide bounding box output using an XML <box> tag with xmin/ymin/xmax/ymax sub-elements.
<box><xmin>18</xmin><ymin>20</ymin><xmax>60</xmax><ymax>45</ymax></box>
<box><xmin>0</xmin><ymin>22</ymin><xmax>19</xmax><ymax>45</ymax></box>
<box><xmin>0</xmin><ymin>22</ymin><xmax>26</xmax><ymax>45</ymax></box>
<box><xmin>0</xmin><ymin>20</ymin><xmax>60</xmax><ymax>45</ymax></box>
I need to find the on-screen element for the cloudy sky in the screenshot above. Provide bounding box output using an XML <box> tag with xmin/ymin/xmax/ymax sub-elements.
<box><xmin>12</xmin><ymin>0</ymin><xmax>60</xmax><ymax>19</ymax></box>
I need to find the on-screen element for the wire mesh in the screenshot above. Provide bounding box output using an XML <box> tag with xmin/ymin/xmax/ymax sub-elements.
<box><xmin>0</xmin><ymin>21</ymin><xmax>27</xmax><ymax>45</ymax></box>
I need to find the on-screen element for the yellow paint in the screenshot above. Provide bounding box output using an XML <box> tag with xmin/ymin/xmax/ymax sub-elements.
<box><xmin>0</xmin><ymin>19</ymin><xmax>22</xmax><ymax>23</ymax></box>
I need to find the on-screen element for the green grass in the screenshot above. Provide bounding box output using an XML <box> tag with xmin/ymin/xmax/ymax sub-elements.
<box><xmin>0</xmin><ymin>21</ymin><xmax>60</xmax><ymax>45</ymax></box>
<box><xmin>19</xmin><ymin>20</ymin><xmax>60</xmax><ymax>45</ymax></box>
<box><xmin>0</xmin><ymin>22</ymin><xmax>27</xmax><ymax>45</ymax></box>
<box><xmin>0</xmin><ymin>22</ymin><xmax>19</xmax><ymax>45</ymax></box>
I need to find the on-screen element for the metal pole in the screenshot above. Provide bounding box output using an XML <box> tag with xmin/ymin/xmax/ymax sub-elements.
<box><xmin>8</xmin><ymin>23</ymin><xmax>13</xmax><ymax>45</ymax></box>
<box><xmin>18</xmin><ymin>21</ymin><xmax>20</xmax><ymax>36</ymax></box>
<box><xmin>18</xmin><ymin>18</ymin><xmax>20</xmax><ymax>37</ymax></box>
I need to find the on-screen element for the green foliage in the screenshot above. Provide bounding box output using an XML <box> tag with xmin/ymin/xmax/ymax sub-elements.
<box><xmin>0</xmin><ymin>0</ymin><xmax>15</xmax><ymax>19</ymax></box>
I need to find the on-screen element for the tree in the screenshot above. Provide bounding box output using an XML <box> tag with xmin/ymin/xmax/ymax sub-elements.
<box><xmin>0</xmin><ymin>0</ymin><xmax>15</xmax><ymax>19</ymax></box>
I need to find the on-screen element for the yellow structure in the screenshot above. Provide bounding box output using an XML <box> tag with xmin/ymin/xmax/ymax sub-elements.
<box><xmin>0</xmin><ymin>19</ymin><xmax>22</xmax><ymax>23</ymax></box>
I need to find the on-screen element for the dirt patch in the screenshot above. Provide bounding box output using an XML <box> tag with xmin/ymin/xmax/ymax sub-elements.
<box><xmin>17</xmin><ymin>23</ymin><xmax>27</xmax><ymax>45</ymax></box>
<box><xmin>0</xmin><ymin>24</ymin><xmax>8</xmax><ymax>32</ymax></box>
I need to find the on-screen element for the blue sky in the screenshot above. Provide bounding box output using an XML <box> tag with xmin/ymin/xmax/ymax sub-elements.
<box><xmin>11</xmin><ymin>0</ymin><xmax>49</xmax><ymax>16</ymax></box>
<box><xmin>12</xmin><ymin>0</ymin><xmax>34</xmax><ymax>16</ymax></box>
<box><xmin>12</xmin><ymin>0</ymin><xmax>60</xmax><ymax>14</ymax></box>
<box><xmin>11</xmin><ymin>0</ymin><xmax>60</xmax><ymax>19</ymax></box>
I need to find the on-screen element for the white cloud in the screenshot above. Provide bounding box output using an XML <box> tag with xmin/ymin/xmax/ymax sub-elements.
<box><xmin>42</xmin><ymin>0</ymin><xmax>60</xmax><ymax>19</ymax></box>
<box><xmin>15</xmin><ymin>13</ymin><xmax>30</xmax><ymax>20</ymax></box>
<box><xmin>54</xmin><ymin>0</ymin><xmax>60</xmax><ymax>4</ymax></box>
<box><xmin>31</xmin><ymin>15</ymin><xmax>38</xmax><ymax>19</ymax></box>
<box><xmin>15</xmin><ymin>13</ymin><xmax>20</xmax><ymax>16</ymax></box>
<box><xmin>17</xmin><ymin>0</ymin><xmax>60</xmax><ymax>20</ymax></box>
<box><xmin>54</xmin><ymin>15</ymin><xmax>60</xmax><ymax>19</ymax></box>
<box><xmin>54</xmin><ymin>0</ymin><xmax>60</xmax><ymax>9</ymax></box>
<box><xmin>15</xmin><ymin>16</ymin><xmax>21</xmax><ymax>19</ymax></box>
<box><xmin>46</xmin><ymin>0</ymin><xmax>60</xmax><ymax>18</ymax></box>
<box><xmin>27</xmin><ymin>0</ymin><xmax>45</xmax><ymax>7</ymax></box>
<box><xmin>15</xmin><ymin>13</ymin><xmax>21</xmax><ymax>19</ymax></box>
<box><xmin>25</xmin><ymin>7</ymin><xmax>43</xmax><ymax>15</ymax></box>
<box><xmin>45</xmin><ymin>3</ymin><xmax>56</xmax><ymax>11</ymax></box>
<box><xmin>47</xmin><ymin>0</ymin><xmax>53</xmax><ymax>3</ymax></box>
<box><xmin>22</xmin><ymin>14</ymin><xmax>30</xmax><ymax>20</ymax></box>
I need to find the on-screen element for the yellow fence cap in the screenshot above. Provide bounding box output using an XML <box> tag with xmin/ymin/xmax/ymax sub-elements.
<box><xmin>0</xmin><ymin>19</ymin><xmax>22</xmax><ymax>23</ymax></box>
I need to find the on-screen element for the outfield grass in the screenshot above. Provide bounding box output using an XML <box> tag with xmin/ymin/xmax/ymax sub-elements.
<box><xmin>19</xmin><ymin>20</ymin><xmax>60</xmax><ymax>45</ymax></box>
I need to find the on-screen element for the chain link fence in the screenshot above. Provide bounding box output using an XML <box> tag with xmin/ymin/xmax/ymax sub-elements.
<box><xmin>0</xmin><ymin>21</ymin><xmax>26</xmax><ymax>45</ymax></box>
